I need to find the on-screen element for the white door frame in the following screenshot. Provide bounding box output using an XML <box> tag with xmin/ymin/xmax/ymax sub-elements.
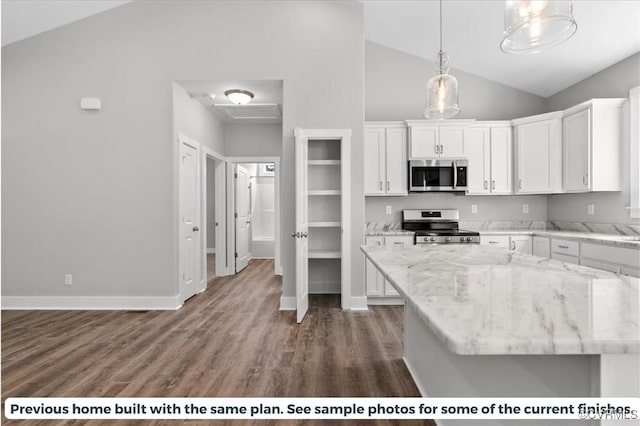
<box><xmin>177</xmin><ymin>133</ymin><xmax>204</xmax><ymax>304</ymax></box>
<box><xmin>226</xmin><ymin>156</ymin><xmax>282</xmax><ymax>276</ymax></box>
<box><xmin>201</xmin><ymin>146</ymin><xmax>229</xmax><ymax>278</ymax></box>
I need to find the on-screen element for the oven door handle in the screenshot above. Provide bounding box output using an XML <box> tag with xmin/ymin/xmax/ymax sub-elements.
<box><xmin>452</xmin><ymin>161</ymin><xmax>457</xmax><ymax>189</ymax></box>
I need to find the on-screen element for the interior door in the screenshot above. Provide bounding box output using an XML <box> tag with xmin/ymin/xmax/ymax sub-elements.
<box><xmin>294</xmin><ymin>130</ymin><xmax>309</xmax><ymax>323</ymax></box>
<box><xmin>179</xmin><ymin>137</ymin><xmax>201</xmax><ymax>303</ymax></box>
<box><xmin>235</xmin><ymin>164</ymin><xmax>251</xmax><ymax>273</ymax></box>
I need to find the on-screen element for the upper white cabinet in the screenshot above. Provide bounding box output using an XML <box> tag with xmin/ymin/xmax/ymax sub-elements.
<box><xmin>467</xmin><ymin>122</ymin><xmax>512</xmax><ymax>195</ymax></box>
<box><xmin>512</xmin><ymin>112</ymin><xmax>563</xmax><ymax>194</ymax></box>
<box><xmin>364</xmin><ymin>122</ymin><xmax>408</xmax><ymax>196</ymax></box>
<box><xmin>563</xmin><ymin>99</ymin><xmax>625</xmax><ymax>193</ymax></box>
<box><xmin>406</xmin><ymin>120</ymin><xmax>473</xmax><ymax>159</ymax></box>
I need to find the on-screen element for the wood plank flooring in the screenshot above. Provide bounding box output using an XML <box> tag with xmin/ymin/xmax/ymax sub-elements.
<box><xmin>2</xmin><ymin>259</ymin><xmax>433</xmax><ymax>426</ymax></box>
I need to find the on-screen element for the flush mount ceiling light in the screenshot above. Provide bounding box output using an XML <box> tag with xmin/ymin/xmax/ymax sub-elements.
<box><xmin>425</xmin><ymin>0</ymin><xmax>460</xmax><ymax>119</ymax></box>
<box><xmin>224</xmin><ymin>89</ymin><xmax>254</xmax><ymax>105</ymax></box>
<box><xmin>500</xmin><ymin>0</ymin><xmax>577</xmax><ymax>54</ymax></box>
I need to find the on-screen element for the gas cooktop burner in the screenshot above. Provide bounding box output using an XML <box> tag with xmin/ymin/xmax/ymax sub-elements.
<box><xmin>402</xmin><ymin>209</ymin><xmax>480</xmax><ymax>245</ymax></box>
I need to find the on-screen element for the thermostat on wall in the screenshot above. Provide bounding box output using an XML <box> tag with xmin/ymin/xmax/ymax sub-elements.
<box><xmin>80</xmin><ymin>98</ymin><xmax>102</xmax><ymax>110</ymax></box>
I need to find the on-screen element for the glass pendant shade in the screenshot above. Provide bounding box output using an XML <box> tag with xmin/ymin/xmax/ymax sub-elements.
<box><xmin>501</xmin><ymin>0</ymin><xmax>577</xmax><ymax>54</ymax></box>
<box><xmin>425</xmin><ymin>51</ymin><xmax>460</xmax><ymax>119</ymax></box>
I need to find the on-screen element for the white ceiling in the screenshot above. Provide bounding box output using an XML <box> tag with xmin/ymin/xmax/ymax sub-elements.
<box><xmin>3</xmin><ymin>1</ymin><xmax>639</xmax><ymax>97</ymax></box>
<box><xmin>1</xmin><ymin>0</ymin><xmax>132</xmax><ymax>47</ymax></box>
<box><xmin>177</xmin><ymin>80</ymin><xmax>283</xmax><ymax>124</ymax></box>
<box><xmin>364</xmin><ymin>0</ymin><xmax>640</xmax><ymax>97</ymax></box>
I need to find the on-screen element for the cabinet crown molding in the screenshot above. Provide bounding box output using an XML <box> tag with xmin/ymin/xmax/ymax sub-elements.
<box><xmin>511</xmin><ymin>111</ymin><xmax>563</xmax><ymax>126</ymax></box>
<box><xmin>405</xmin><ymin>119</ymin><xmax>476</xmax><ymax>127</ymax></box>
<box><xmin>365</xmin><ymin>121</ymin><xmax>406</xmax><ymax>128</ymax></box>
<box><xmin>561</xmin><ymin>98</ymin><xmax>627</xmax><ymax>117</ymax></box>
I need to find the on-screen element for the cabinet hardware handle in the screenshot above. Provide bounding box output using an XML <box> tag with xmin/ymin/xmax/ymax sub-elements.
<box><xmin>387</xmin><ymin>181</ymin><xmax>390</xmax><ymax>191</ymax></box>
<box><xmin>484</xmin><ymin>180</ymin><xmax>488</xmax><ymax>189</ymax></box>
<box><xmin>434</xmin><ymin>144</ymin><xmax>438</xmax><ymax>154</ymax></box>
<box><xmin>379</xmin><ymin>181</ymin><xmax>382</xmax><ymax>190</ymax></box>
<box><xmin>440</xmin><ymin>144</ymin><xmax>444</xmax><ymax>154</ymax></box>
<box><xmin>489</xmin><ymin>241</ymin><xmax>499</xmax><ymax>244</ymax></box>
<box><xmin>511</xmin><ymin>241</ymin><xmax>516</xmax><ymax>250</ymax></box>
<box><xmin>492</xmin><ymin>180</ymin><xmax>496</xmax><ymax>190</ymax></box>
<box><xmin>558</xmin><ymin>245</ymin><xmax>569</xmax><ymax>249</ymax></box>
<box><xmin>518</xmin><ymin>179</ymin><xmax>522</xmax><ymax>190</ymax></box>
<box><xmin>393</xmin><ymin>242</ymin><xmax>404</xmax><ymax>245</ymax></box>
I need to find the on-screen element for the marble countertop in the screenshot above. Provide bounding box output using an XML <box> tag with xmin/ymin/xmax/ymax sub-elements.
<box><xmin>472</xmin><ymin>229</ymin><xmax>640</xmax><ymax>249</ymax></box>
<box><xmin>366</xmin><ymin>230</ymin><xmax>415</xmax><ymax>237</ymax></box>
<box><xmin>361</xmin><ymin>244</ymin><xmax>639</xmax><ymax>355</ymax></box>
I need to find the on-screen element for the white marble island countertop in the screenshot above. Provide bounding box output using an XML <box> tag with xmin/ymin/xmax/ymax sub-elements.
<box><xmin>361</xmin><ymin>244</ymin><xmax>639</xmax><ymax>355</ymax></box>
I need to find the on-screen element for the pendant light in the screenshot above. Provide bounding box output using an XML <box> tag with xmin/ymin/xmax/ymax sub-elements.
<box><xmin>500</xmin><ymin>1</ymin><xmax>577</xmax><ymax>54</ymax></box>
<box><xmin>425</xmin><ymin>0</ymin><xmax>460</xmax><ymax>119</ymax></box>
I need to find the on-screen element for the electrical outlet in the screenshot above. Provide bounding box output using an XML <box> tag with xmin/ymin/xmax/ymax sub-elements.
<box><xmin>523</xmin><ymin>204</ymin><xmax>529</xmax><ymax>213</ymax></box>
<box><xmin>65</xmin><ymin>274</ymin><xmax>73</xmax><ymax>286</ymax></box>
<box><xmin>385</xmin><ymin>205</ymin><xmax>392</xmax><ymax>215</ymax></box>
<box><xmin>587</xmin><ymin>204</ymin><xmax>595</xmax><ymax>215</ymax></box>
<box><xmin>471</xmin><ymin>204</ymin><xmax>478</xmax><ymax>214</ymax></box>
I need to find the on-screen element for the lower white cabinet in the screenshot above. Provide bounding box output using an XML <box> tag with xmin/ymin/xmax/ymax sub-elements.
<box><xmin>365</xmin><ymin>235</ymin><xmax>412</xmax><ymax>302</ymax></box>
<box><xmin>532</xmin><ymin>236</ymin><xmax>551</xmax><ymax>258</ymax></box>
<box><xmin>550</xmin><ymin>238</ymin><xmax>580</xmax><ymax>264</ymax></box>
<box><xmin>579</xmin><ymin>242</ymin><xmax>640</xmax><ymax>277</ymax></box>
<box><xmin>480</xmin><ymin>234</ymin><xmax>532</xmax><ymax>254</ymax></box>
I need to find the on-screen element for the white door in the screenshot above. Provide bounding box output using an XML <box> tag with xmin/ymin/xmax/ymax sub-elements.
<box><xmin>385</xmin><ymin>127</ymin><xmax>407</xmax><ymax>195</ymax></box>
<box><xmin>294</xmin><ymin>130</ymin><xmax>309</xmax><ymax>323</ymax></box>
<box><xmin>235</xmin><ymin>164</ymin><xmax>251</xmax><ymax>273</ymax></box>
<box><xmin>490</xmin><ymin>127</ymin><xmax>512</xmax><ymax>194</ymax></box>
<box><xmin>439</xmin><ymin>127</ymin><xmax>466</xmax><ymax>157</ymax></box>
<box><xmin>466</xmin><ymin>127</ymin><xmax>489</xmax><ymax>194</ymax></box>
<box><xmin>364</xmin><ymin>128</ymin><xmax>384</xmax><ymax>195</ymax></box>
<box><xmin>179</xmin><ymin>136</ymin><xmax>201</xmax><ymax>303</ymax></box>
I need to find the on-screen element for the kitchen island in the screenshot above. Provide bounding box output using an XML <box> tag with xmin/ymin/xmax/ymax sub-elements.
<box><xmin>361</xmin><ymin>244</ymin><xmax>639</xmax><ymax>425</ymax></box>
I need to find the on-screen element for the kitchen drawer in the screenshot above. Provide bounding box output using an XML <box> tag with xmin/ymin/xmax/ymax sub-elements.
<box><xmin>551</xmin><ymin>252</ymin><xmax>579</xmax><ymax>265</ymax></box>
<box><xmin>481</xmin><ymin>235</ymin><xmax>510</xmax><ymax>249</ymax></box>
<box><xmin>581</xmin><ymin>243</ymin><xmax>640</xmax><ymax>268</ymax></box>
<box><xmin>579</xmin><ymin>258</ymin><xmax>621</xmax><ymax>274</ymax></box>
<box><xmin>384</xmin><ymin>236</ymin><xmax>414</xmax><ymax>246</ymax></box>
<box><xmin>551</xmin><ymin>239</ymin><xmax>579</xmax><ymax>257</ymax></box>
<box><xmin>622</xmin><ymin>266</ymin><xmax>640</xmax><ymax>278</ymax></box>
<box><xmin>365</xmin><ymin>236</ymin><xmax>385</xmax><ymax>246</ymax></box>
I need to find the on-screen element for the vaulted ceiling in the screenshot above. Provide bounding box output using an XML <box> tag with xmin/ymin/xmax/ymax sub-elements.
<box><xmin>3</xmin><ymin>1</ymin><xmax>639</xmax><ymax>97</ymax></box>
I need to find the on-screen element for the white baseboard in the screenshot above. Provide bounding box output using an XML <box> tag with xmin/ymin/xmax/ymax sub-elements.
<box><xmin>250</xmin><ymin>256</ymin><xmax>275</xmax><ymax>260</ymax></box>
<box><xmin>367</xmin><ymin>297</ymin><xmax>405</xmax><ymax>306</ymax></box>
<box><xmin>1</xmin><ymin>295</ymin><xmax>182</xmax><ymax>310</ymax></box>
<box><xmin>206</xmin><ymin>248</ymin><xmax>216</xmax><ymax>254</ymax></box>
<box><xmin>350</xmin><ymin>296</ymin><xmax>369</xmax><ymax>310</ymax></box>
<box><xmin>279</xmin><ymin>295</ymin><xmax>296</xmax><ymax>310</ymax></box>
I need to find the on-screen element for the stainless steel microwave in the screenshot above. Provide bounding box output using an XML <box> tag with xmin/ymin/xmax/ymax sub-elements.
<box><xmin>409</xmin><ymin>159</ymin><xmax>468</xmax><ymax>192</ymax></box>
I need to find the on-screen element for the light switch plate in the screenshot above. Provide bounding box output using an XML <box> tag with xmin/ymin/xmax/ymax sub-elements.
<box><xmin>385</xmin><ymin>205</ymin><xmax>392</xmax><ymax>215</ymax></box>
<box><xmin>587</xmin><ymin>204</ymin><xmax>595</xmax><ymax>215</ymax></box>
<box><xmin>523</xmin><ymin>204</ymin><xmax>529</xmax><ymax>213</ymax></box>
<box><xmin>471</xmin><ymin>204</ymin><xmax>478</xmax><ymax>214</ymax></box>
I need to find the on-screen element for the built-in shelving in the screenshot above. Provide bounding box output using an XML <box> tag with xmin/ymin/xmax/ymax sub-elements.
<box><xmin>308</xmin><ymin>190</ymin><xmax>342</xmax><ymax>196</ymax></box>
<box><xmin>308</xmin><ymin>160</ymin><xmax>341</xmax><ymax>166</ymax></box>
<box><xmin>308</xmin><ymin>250</ymin><xmax>341</xmax><ymax>259</ymax></box>
<box><xmin>308</xmin><ymin>221</ymin><xmax>341</xmax><ymax>228</ymax></box>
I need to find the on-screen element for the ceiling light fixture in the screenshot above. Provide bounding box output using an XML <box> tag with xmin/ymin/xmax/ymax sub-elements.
<box><xmin>224</xmin><ymin>89</ymin><xmax>254</xmax><ymax>105</ymax></box>
<box><xmin>425</xmin><ymin>0</ymin><xmax>460</xmax><ymax>120</ymax></box>
<box><xmin>500</xmin><ymin>0</ymin><xmax>577</xmax><ymax>54</ymax></box>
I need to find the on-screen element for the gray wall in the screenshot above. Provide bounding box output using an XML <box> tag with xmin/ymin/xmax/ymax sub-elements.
<box><xmin>225</xmin><ymin>124</ymin><xmax>282</xmax><ymax>157</ymax></box>
<box><xmin>365</xmin><ymin>41</ymin><xmax>548</xmax><ymax>225</ymax></box>
<box><xmin>2</xmin><ymin>1</ymin><xmax>365</xmax><ymax>301</ymax></box>
<box><xmin>173</xmin><ymin>82</ymin><xmax>225</xmax><ymax>154</ymax></box>
<box><xmin>546</xmin><ymin>53</ymin><xmax>640</xmax><ymax>225</ymax></box>
<box><xmin>365</xmin><ymin>41</ymin><xmax>548</xmax><ymax>121</ymax></box>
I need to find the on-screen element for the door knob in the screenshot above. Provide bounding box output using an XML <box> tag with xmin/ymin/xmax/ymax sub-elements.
<box><xmin>192</xmin><ymin>226</ymin><xmax>200</xmax><ymax>232</ymax></box>
<box><xmin>291</xmin><ymin>232</ymin><xmax>300</xmax><ymax>238</ymax></box>
<box><xmin>302</xmin><ymin>232</ymin><xmax>308</xmax><ymax>238</ymax></box>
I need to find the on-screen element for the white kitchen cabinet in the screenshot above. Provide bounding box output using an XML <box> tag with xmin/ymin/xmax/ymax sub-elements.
<box><xmin>365</xmin><ymin>235</ymin><xmax>412</xmax><ymax>303</ymax></box>
<box><xmin>580</xmin><ymin>258</ymin><xmax>621</xmax><ymax>274</ymax></box>
<box><xmin>532</xmin><ymin>236</ymin><xmax>551</xmax><ymax>258</ymax></box>
<box><xmin>364</xmin><ymin>122</ymin><xmax>408</xmax><ymax>196</ymax></box>
<box><xmin>550</xmin><ymin>238</ymin><xmax>579</xmax><ymax>264</ymax></box>
<box><xmin>580</xmin><ymin>241</ymin><xmax>640</xmax><ymax>277</ymax></box>
<box><xmin>467</xmin><ymin>123</ymin><xmax>512</xmax><ymax>195</ymax></box>
<box><xmin>563</xmin><ymin>99</ymin><xmax>626</xmax><ymax>193</ymax></box>
<box><xmin>481</xmin><ymin>234</ymin><xmax>532</xmax><ymax>254</ymax></box>
<box><xmin>407</xmin><ymin>120</ymin><xmax>473</xmax><ymax>159</ymax></box>
<box><xmin>513</xmin><ymin>112</ymin><xmax>563</xmax><ymax>194</ymax></box>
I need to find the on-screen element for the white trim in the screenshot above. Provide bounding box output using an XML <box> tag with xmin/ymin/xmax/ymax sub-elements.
<box><xmin>226</xmin><ymin>156</ymin><xmax>282</xmax><ymax>277</ymax></box>
<box><xmin>250</xmin><ymin>256</ymin><xmax>274</xmax><ymax>260</ymax></box>
<box><xmin>367</xmin><ymin>297</ymin><xmax>404</xmax><ymax>306</ymax></box>
<box><xmin>2</xmin><ymin>296</ymin><xmax>182</xmax><ymax>310</ymax></box>
<box><xmin>206</xmin><ymin>248</ymin><xmax>216</xmax><ymax>254</ymax></box>
<box><xmin>201</xmin><ymin>145</ymin><xmax>229</xmax><ymax>277</ymax></box>
<box><xmin>629</xmin><ymin>86</ymin><xmax>639</xmax><ymax>219</ymax></box>
<box><xmin>279</xmin><ymin>296</ymin><xmax>296</xmax><ymax>310</ymax></box>
<box><xmin>349</xmin><ymin>297</ymin><xmax>369</xmax><ymax>311</ymax></box>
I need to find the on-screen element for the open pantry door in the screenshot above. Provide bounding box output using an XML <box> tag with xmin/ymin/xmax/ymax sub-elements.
<box><xmin>294</xmin><ymin>128</ymin><xmax>309</xmax><ymax>323</ymax></box>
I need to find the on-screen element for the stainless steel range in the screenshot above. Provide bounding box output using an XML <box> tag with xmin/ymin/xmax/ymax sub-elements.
<box><xmin>402</xmin><ymin>209</ymin><xmax>480</xmax><ymax>245</ymax></box>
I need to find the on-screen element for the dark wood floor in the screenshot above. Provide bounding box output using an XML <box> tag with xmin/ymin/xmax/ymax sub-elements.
<box><xmin>2</xmin><ymin>259</ymin><xmax>432</xmax><ymax>425</ymax></box>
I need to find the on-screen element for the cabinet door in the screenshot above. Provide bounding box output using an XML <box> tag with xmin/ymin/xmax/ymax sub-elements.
<box><xmin>490</xmin><ymin>127</ymin><xmax>512</xmax><ymax>194</ymax></box>
<box><xmin>563</xmin><ymin>109</ymin><xmax>590</xmax><ymax>192</ymax></box>
<box><xmin>580</xmin><ymin>258</ymin><xmax>621</xmax><ymax>274</ymax></box>
<box><xmin>410</xmin><ymin>127</ymin><xmax>439</xmax><ymax>158</ymax></box>
<box><xmin>532</xmin><ymin>236</ymin><xmax>550</xmax><ymax>258</ymax></box>
<box><xmin>365</xmin><ymin>258</ymin><xmax>384</xmax><ymax>296</ymax></box>
<box><xmin>439</xmin><ymin>127</ymin><xmax>466</xmax><ymax>157</ymax></box>
<box><xmin>516</xmin><ymin>120</ymin><xmax>555</xmax><ymax>193</ymax></box>
<box><xmin>466</xmin><ymin>127</ymin><xmax>490</xmax><ymax>194</ymax></box>
<box><xmin>385</xmin><ymin>127</ymin><xmax>408</xmax><ymax>195</ymax></box>
<box><xmin>364</xmin><ymin>128</ymin><xmax>385</xmax><ymax>195</ymax></box>
<box><xmin>481</xmin><ymin>235</ymin><xmax>510</xmax><ymax>249</ymax></box>
<box><xmin>551</xmin><ymin>253</ymin><xmax>579</xmax><ymax>264</ymax></box>
<box><xmin>510</xmin><ymin>236</ymin><xmax>532</xmax><ymax>254</ymax></box>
